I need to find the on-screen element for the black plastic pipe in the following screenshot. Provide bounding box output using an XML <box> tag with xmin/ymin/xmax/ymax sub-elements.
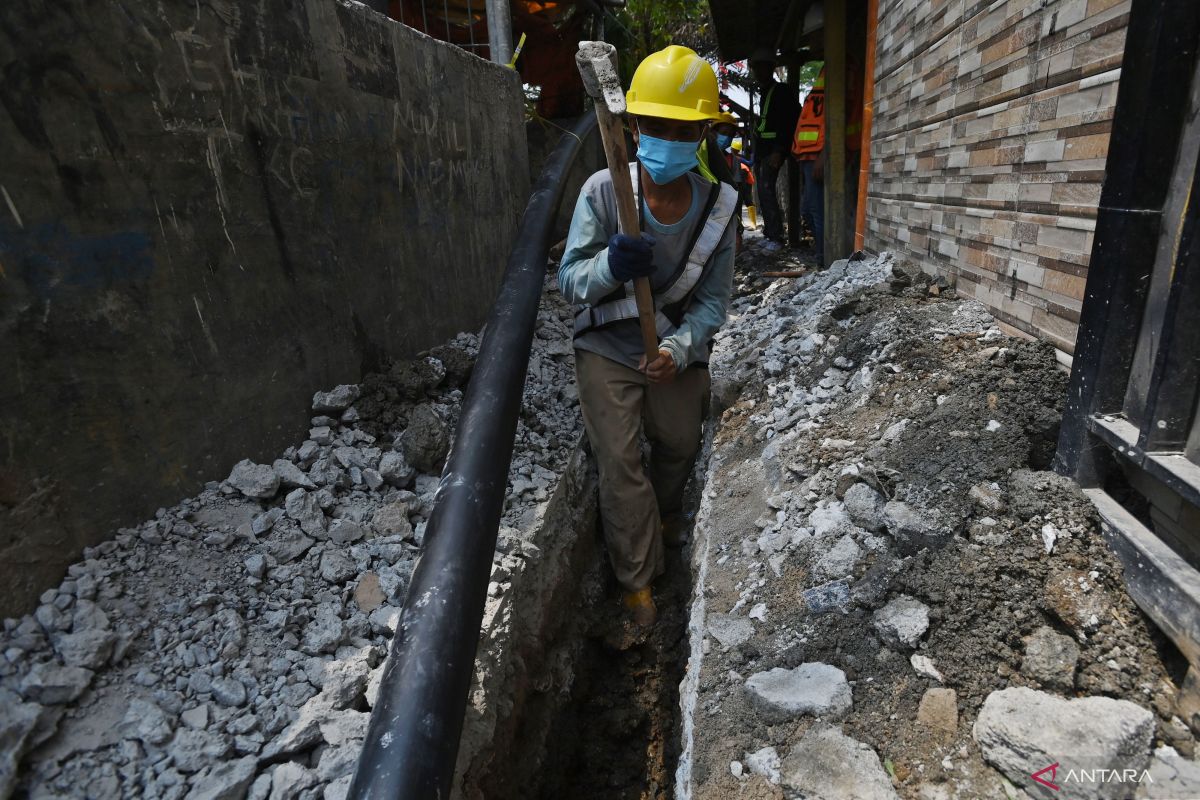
<box><xmin>348</xmin><ymin>111</ymin><xmax>598</xmax><ymax>800</ymax></box>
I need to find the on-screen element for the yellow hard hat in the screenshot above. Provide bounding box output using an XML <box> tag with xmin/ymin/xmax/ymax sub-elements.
<box><xmin>731</xmin><ymin>138</ymin><xmax>743</xmax><ymax>152</ymax></box>
<box><xmin>626</xmin><ymin>45</ymin><xmax>719</xmax><ymax>122</ymax></box>
<box><xmin>718</xmin><ymin>111</ymin><xmax>738</xmax><ymax>125</ymax></box>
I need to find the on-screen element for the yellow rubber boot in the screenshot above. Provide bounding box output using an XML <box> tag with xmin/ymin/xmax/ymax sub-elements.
<box><xmin>747</xmin><ymin>205</ymin><xmax>759</xmax><ymax>229</ymax></box>
<box><xmin>622</xmin><ymin>587</ymin><xmax>657</xmax><ymax>627</ymax></box>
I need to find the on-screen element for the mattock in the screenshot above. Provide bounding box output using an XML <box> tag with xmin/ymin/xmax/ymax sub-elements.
<box><xmin>575</xmin><ymin>40</ymin><xmax>660</xmax><ymax>363</ymax></box>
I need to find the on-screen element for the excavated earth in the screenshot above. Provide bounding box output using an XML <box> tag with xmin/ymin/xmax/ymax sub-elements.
<box><xmin>678</xmin><ymin>240</ymin><xmax>1197</xmax><ymax>800</ymax></box>
<box><xmin>5</xmin><ymin>236</ymin><xmax>1200</xmax><ymax>800</ymax></box>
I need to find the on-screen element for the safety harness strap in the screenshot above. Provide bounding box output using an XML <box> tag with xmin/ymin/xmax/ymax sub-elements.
<box><xmin>573</xmin><ymin>169</ymin><xmax>738</xmax><ymax>339</ymax></box>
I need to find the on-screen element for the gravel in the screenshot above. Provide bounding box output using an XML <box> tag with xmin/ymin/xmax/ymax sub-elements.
<box><xmin>0</xmin><ymin>278</ymin><xmax>584</xmax><ymax>798</ymax></box>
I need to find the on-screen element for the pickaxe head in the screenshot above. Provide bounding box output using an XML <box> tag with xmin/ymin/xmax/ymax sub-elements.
<box><xmin>576</xmin><ymin>41</ymin><xmax>626</xmax><ymax>114</ymax></box>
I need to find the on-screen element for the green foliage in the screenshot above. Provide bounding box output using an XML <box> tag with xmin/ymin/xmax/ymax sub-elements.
<box><xmin>608</xmin><ymin>0</ymin><xmax>717</xmax><ymax>82</ymax></box>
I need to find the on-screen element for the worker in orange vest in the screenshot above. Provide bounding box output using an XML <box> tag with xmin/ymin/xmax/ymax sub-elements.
<box><xmin>792</xmin><ymin>66</ymin><xmax>825</xmax><ymax>265</ymax></box>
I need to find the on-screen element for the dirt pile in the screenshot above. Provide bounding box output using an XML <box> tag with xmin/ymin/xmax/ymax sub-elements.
<box><xmin>679</xmin><ymin>250</ymin><xmax>1190</xmax><ymax>800</ymax></box>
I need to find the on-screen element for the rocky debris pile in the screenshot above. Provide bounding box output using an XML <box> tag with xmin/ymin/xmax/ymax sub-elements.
<box><xmin>0</xmin><ymin>279</ymin><xmax>582</xmax><ymax>799</ymax></box>
<box><xmin>682</xmin><ymin>252</ymin><xmax>1186</xmax><ymax>800</ymax></box>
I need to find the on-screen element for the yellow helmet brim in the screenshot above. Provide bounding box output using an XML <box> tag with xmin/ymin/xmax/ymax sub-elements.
<box><xmin>626</xmin><ymin>100</ymin><xmax>716</xmax><ymax>122</ymax></box>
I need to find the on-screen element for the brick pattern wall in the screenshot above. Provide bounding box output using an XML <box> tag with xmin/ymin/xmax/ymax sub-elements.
<box><xmin>866</xmin><ymin>0</ymin><xmax>1129</xmax><ymax>352</ymax></box>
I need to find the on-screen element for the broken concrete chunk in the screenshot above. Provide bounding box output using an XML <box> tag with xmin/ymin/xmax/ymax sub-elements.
<box><xmin>873</xmin><ymin>595</ymin><xmax>930</xmax><ymax>650</ymax></box>
<box><xmin>745</xmin><ymin>663</ymin><xmax>852</xmax><ymax>721</ymax></box>
<box><xmin>0</xmin><ymin>692</ymin><xmax>43</xmax><ymax>799</ymax></box>
<box><xmin>270</xmin><ymin>760</ymin><xmax>319</xmax><ymax>800</ymax></box>
<box><xmin>53</xmin><ymin>628</ymin><xmax>117</xmax><ymax>669</ymax></box>
<box><xmin>303</xmin><ymin>604</ymin><xmax>347</xmax><ymax>654</ymax></box>
<box><xmin>808</xmin><ymin>501</ymin><xmax>851</xmax><ymax>537</ymax></box>
<box><xmin>71</xmin><ymin>599</ymin><xmax>111</xmax><ymax>631</ymax></box>
<box><xmin>745</xmin><ymin>745</ymin><xmax>781</xmax><ymax>784</ymax></box>
<box><xmin>122</xmin><ymin>698</ymin><xmax>175</xmax><ymax>745</ymax></box>
<box><xmin>168</xmin><ymin>728</ymin><xmax>230</xmax><ymax>773</ymax></box>
<box><xmin>814</xmin><ymin>534</ymin><xmax>863</xmax><ymax>580</ymax></box>
<box><xmin>327</xmin><ymin>519</ymin><xmax>365</xmax><ymax>545</ymax></box>
<box><xmin>245</xmin><ymin>554</ymin><xmax>267</xmax><ymax>579</ymax></box>
<box><xmin>273</xmin><ymin>459</ymin><xmax>317</xmax><ymax>490</ymax></box>
<box><xmin>211</xmin><ymin>676</ymin><xmax>248</xmax><ymax>707</ymax></box>
<box><xmin>378</xmin><ymin>451</ymin><xmax>416</xmax><ymax>489</ymax></box>
<box><xmin>368</xmin><ymin>605</ymin><xmax>401</xmax><ymax>638</ymax></box>
<box><xmin>227</xmin><ymin>459</ymin><xmax>280</xmax><ymax>499</ymax></box>
<box><xmin>252</xmin><ymin>507</ymin><xmax>285</xmax><ymax>536</ymax></box>
<box><xmin>973</xmin><ymin>687</ymin><xmax>1154</xmax><ymax>800</ymax></box>
<box><xmin>844</xmin><ymin>482</ymin><xmax>886</xmax><ymax>532</ymax></box>
<box><xmin>910</xmin><ymin>654</ymin><xmax>945</xmax><ymax>682</ymax></box>
<box><xmin>312</xmin><ymin>385</ymin><xmax>360</xmax><ymax>413</ymax></box>
<box><xmin>707</xmin><ymin>613</ymin><xmax>754</xmax><ymax>650</ymax></box>
<box><xmin>181</xmin><ymin>703</ymin><xmax>209</xmax><ymax>730</ymax></box>
<box><xmin>319</xmin><ymin>551</ymin><xmax>357</xmax><ymax>585</ymax></box>
<box><xmin>184</xmin><ymin>756</ymin><xmax>257</xmax><ymax>800</ymax></box>
<box><xmin>265</xmin><ymin>530</ymin><xmax>315</xmax><ymax>564</ymax></box>
<box><xmin>780</xmin><ymin>723</ymin><xmax>899</xmax><ymax>800</ymax></box>
<box><xmin>1019</xmin><ymin>625</ymin><xmax>1080</xmax><ymax>690</ymax></box>
<box><xmin>371</xmin><ymin>502</ymin><xmax>413</xmax><ymax>540</ymax></box>
<box><xmin>318</xmin><ymin>709</ymin><xmax>369</xmax><ymax>747</ymax></box>
<box><xmin>20</xmin><ymin>661</ymin><xmax>94</xmax><ymax>705</ymax></box>
<box><xmin>1141</xmin><ymin>746</ymin><xmax>1200</xmax><ymax>799</ymax></box>
<box><xmin>284</xmin><ymin>489</ymin><xmax>327</xmax><ymax>538</ymax></box>
<box><xmin>882</xmin><ymin>501</ymin><xmax>946</xmax><ymax>554</ymax></box>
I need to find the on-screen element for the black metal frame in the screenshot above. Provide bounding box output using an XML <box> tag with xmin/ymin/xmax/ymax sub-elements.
<box><xmin>1055</xmin><ymin>0</ymin><xmax>1200</xmax><ymax>486</ymax></box>
<box><xmin>1055</xmin><ymin>0</ymin><xmax>1200</xmax><ymax>677</ymax></box>
<box><xmin>347</xmin><ymin>112</ymin><xmax>598</xmax><ymax>800</ymax></box>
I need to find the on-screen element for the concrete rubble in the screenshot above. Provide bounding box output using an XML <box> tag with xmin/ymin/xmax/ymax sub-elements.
<box><xmin>1</xmin><ymin>229</ymin><xmax>1193</xmax><ymax>799</ymax></box>
<box><xmin>0</xmin><ymin>279</ymin><xmax>583</xmax><ymax>799</ymax></box>
<box><xmin>678</xmin><ymin>246</ymin><xmax>1186</xmax><ymax>800</ymax></box>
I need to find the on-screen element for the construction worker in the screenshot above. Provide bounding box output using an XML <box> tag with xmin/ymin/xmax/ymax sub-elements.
<box><xmin>558</xmin><ymin>46</ymin><xmax>738</xmax><ymax>627</ymax></box>
<box><xmin>793</xmin><ymin>66</ymin><xmax>826</xmax><ymax>265</ymax></box>
<box><xmin>749</xmin><ymin>47</ymin><xmax>800</xmax><ymax>252</ymax></box>
<box><xmin>698</xmin><ymin>112</ymin><xmax>745</xmax><ymax>250</ymax></box>
<box><xmin>732</xmin><ymin>139</ymin><xmax>758</xmax><ymax>231</ymax></box>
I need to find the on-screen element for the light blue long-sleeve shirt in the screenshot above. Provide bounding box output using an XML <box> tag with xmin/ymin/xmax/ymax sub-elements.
<box><xmin>558</xmin><ymin>166</ymin><xmax>735</xmax><ymax>372</ymax></box>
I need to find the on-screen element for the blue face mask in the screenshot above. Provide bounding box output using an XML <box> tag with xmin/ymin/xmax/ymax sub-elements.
<box><xmin>716</xmin><ymin>134</ymin><xmax>733</xmax><ymax>151</ymax></box>
<box><xmin>636</xmin><ymin>132</ymin><xmax>701</xmax><ymax>185</ymax></box>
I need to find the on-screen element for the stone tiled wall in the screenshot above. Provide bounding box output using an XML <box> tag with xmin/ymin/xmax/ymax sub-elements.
<box><xmin>866</xmin><ymin>0</ymin><xmax>1129</xmax><ymax>353</ymax></box>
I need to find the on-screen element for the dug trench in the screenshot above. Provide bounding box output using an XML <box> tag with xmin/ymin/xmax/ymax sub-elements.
<box><xmin>3</xmin><ymin>248</ymin><xmax>1195</xmax><ymax>800</ymax></box>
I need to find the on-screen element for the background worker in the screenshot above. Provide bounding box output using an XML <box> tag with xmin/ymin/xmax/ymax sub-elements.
<box><xmin>558</xmin><ymin>46</ymin><xmax>738</xmax><ymax>627</ymax></box>
<box><xmin>699</xmin><ymin>112</ymin><xmax>746</xmax><ymax>250</ymax></box>
<box><xmin>732</xmin><ymin>139</ymin><xmax>758</xmax><ymax>232</ymax></box>
<box><xmin>793</xmin><ymin>65</ymin><xmax>826</xmax><ymax>265</ymax></box>
<box><xmin>749</xmin><ymin>47</ymin><xmax>800</xmax><ymax>252</ymax></box>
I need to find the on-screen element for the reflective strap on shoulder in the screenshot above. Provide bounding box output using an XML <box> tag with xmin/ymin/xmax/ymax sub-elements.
<box><xmin>755</xmin><ymin>84</ymin><xmax>777</xmax><ymax>134</ymax></box>
<box><xmin>656</xmin><ymin>182</ymin><xmax>737</xmax><ymax>307</ymax></box>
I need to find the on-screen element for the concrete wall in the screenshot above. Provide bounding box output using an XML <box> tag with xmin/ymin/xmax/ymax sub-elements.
<box><xmin>0</xmin><ymin>0</ymin><xmax>530</xmax><ymax>615</ymax></box>
<box><xmin>865</xmin><ymin>0</ymin><xmax>1129</xmax><ymax>353</ymax></box>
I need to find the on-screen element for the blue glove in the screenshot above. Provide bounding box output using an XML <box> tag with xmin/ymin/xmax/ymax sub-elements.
<box><xmin>607</xmin><ymin>233</ymin><xmax>656</xmax><ymax>283</ymax></box>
